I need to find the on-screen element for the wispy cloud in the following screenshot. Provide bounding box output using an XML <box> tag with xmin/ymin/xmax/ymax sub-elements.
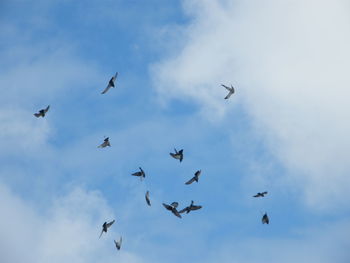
<box><xmin>152</xmin><ymin>0</ymin><xmax>350</xmax><ymax>211</ymax></box>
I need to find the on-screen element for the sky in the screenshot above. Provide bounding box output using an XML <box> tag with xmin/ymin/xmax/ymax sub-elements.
<box><xmin>0</xmin><ymin>0</ymin><xmax>350</xmax><ymax>262</ymax></box>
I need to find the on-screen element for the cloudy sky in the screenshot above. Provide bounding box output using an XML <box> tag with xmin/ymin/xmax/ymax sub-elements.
<box><xmin>1</xmin><ymin>0</ymin><xmax>350</xmax><ymax>262</ymax></box>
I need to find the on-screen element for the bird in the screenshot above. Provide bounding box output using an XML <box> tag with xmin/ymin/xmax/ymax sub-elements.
<box><xmin>253</xmin><ymin>191</ymin><xmax>268</xmax><ymax>198</ymax></box>
<box><xmin>98</xmin><ymin>137</ymin><xmax>111</xmax><ymax>148</ymax></box>
<box><xmin>132</xmin><ymin>167</ymin><xmax>145</xmax><ymax>179</ymax></box>
<box><xmin>162</xmin><ymin>202</ymin><xmax>182</xmax><ymax>218</ymax></box>
<box><xmin>185</xmin><ymin>170</ymin><xmax>202</xmax><ymax>185</ymax></box>
<box><xmin>221</xmin><ymin>84</ymin><xmax>235</xmax><ymax>99</ymax></box>
<box><xmin>114</xmin><ymin>237</ymin><xmax>122</xmax><ymax>250</ymax></box>
<box><xmin>99</xmin><ymin>220</ymin><xmax>115</xmax><ymax>238</ymax></box>
<box><xmin>101</xmin><ymin>72</ymin><xmax>118</xmax><ymax>94</ymax></box>
<box><xmin>170</xmin><ymin>148</ymin><xmax>183</xmax><ymax>162</ymax></box>
<box><xmin>179</xmin><ymin>200</ymin><xmax>202</xmax><ymax>214</ymax></box>
<box><xmin>145</xmin><ymin>190</ymin><xmax>151</xmax><ymax>206</ymax></box>
<box><xmin>262</xmin><ymin>213</ymin><xmax>269</xmax><ymax>224</ymax></box>
<box><xmin>34</xmin><ymin>105</ymin><xmax>50</xmax><ymax>118</ymax></box>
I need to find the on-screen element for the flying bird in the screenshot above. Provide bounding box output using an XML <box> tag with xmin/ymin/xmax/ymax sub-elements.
<box><xmin>34</xmin><ymin>105</ymin><xmax>50</xmax><ymax>118</ymax></box>
<box><xmin>253</xmin><ymin>191</ymin><xmax>268</xmax><ymax>198</ymax></box>
<box><xmin>101</xmin><ymin>72</ymin><xmax>118</xmax><ymax>94</ymax></box>
<box><xmin>185</xmin><ymin>170</ymin><xmax>202</xmax><ymax>185</ymax></box>
<box><xmin>145</xmin><ymin>191</ymin><xmax>151</xmax><ymax>206</ymax></box>
<box><xmin>163</xmin><ymin>202</ymin><xmax>182</xmax><ymax>218</ymax></box>
<box><xmin>170</xmin><ymin>148</ymin><xmax>183</xmax><ymax>162</ymax></box>
<box><xmin>98</xmin><ymin>137</ymin><xmax>111</xmax><ymax>148</ymax></box>
<box><xmin>132</xmin><ymin>167</ymin><xmax>145</xmax><ymax>179</ymax></box>
<box><xmin>179</xmin><ymin>200</ymin><xmax>202</xmax><ymax>214</ymax></box>
<box><xmin>99</xmin><ymin>219</ymin><xmax>115</xmax><ymax>238</ymax></box>
<box><xmin>114</xmin><ymin>237</ymin><xmax>122</xmax><ymax>250</ymax></box>
<box><xmin>262</xmin><ymin>213</ymin><xmax>269</xmax><ymax>224</ymax></box>
<box><xmin>221</xmin><ymin>84</ymin><xmax>235</xmax><ymax>99</ymax></box>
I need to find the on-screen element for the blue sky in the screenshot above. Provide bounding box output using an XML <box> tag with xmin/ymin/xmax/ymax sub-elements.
<box><xmin>1</xmin><ymin>0</ymin><xmax>350</xmax><ymax>262</ymax></box>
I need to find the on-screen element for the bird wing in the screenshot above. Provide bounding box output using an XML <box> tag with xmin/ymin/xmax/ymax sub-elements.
<box><xmin>106</xmin><ymin>220</ymin><xmax>115</xmax><ymax>228</ymax></box>
<box><xmin>132</xmin><ymin>172</ymin><xmax>141</xmax><ymax>176</ymax></box>
<box><xmin>99</xmin><ymin>229</ymin><xmax>104</xmax><ymax>238</ymax></box>
<box><xmin>191</xmin><ymin>205</ymin><xmax>202</xmax><ymax>211</ymax></box>
<box><xmin>101</xmin><ymin>85</ymin><xmax>111</xmax><ymax>94</ymax></box>
<box><xmin>225</xmin><ymin>91</ymin><xmax>233</xmax><ymax>99</ymax></box>
<box><xmin>98</xmin><ymin>142</ymin><xmax>106</xmax><ymax>148</ymax></box>
<box><xmin>262</xmin><ymin>191</ymin><xmax>268</xmax><ymax>195</ymax></box>
<box><xmin>221</xmin><ymin>84</ymin><xmax>231</xmax><ymax>91</ymax></box>
<box><xmin>140</xmin><ymin>167</ymin><xmax>145</xmax><ymax>177</ymax></box>
<box><xmin>113</xmin><ymin>72</ymin><xmax>118</xmax><ymax>81</ymax></box>
<box><xmin>253</xmin><ymin>194</ymin><xmax>259</xmax><ymax>197</ymax></box>
<box><xmin>185</xmin><ymin>176</ymin><xmax>196</xmax><ymax>185</ymax></box>
<box><xmin>163</xmin><ymin>203</ymin><xmax>172</xmax><ymax>210</ymax></box>
<box><xmin>171</xmin><ymin>202</ymin><xmax>179</xmax><ymax>208</ymax></box>
<box><xmin>172</xmin><ymin>209</ymin><xmax>182</xmax><ymax>218</ymax></box>
<box><xmin>44</xmin><ymin>105</ymin><xmax>50</xmax><ymax>113</ymax></box>
<box><xmin>178</xmin><ymin>207</ymin><xmax>189</xmax><ymax>214</ymax></box>
<box><xmin>118</xmin><ymin>237</ymin><xmax>122</xmax><ymax>249</ymax></box>
<box><xmin>34</xmin><ymin>112</ymin><xmax>41</xmax><ymax>117</ymax></box>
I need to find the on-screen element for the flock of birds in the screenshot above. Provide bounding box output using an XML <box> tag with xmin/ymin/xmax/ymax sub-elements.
<box><xmin>33</xmin><ymin>72</ymin><xmax>270</xmax><ymax>251</ymax></box>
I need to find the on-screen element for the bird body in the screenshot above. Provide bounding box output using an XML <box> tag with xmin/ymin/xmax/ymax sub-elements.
<box><xmin>163</xmin><ymin>202</ymin><xmax>182</xmax><ymax>218</ymax></box>
<box><xmin>145</xmin><ymin>191</ymin><xmax>151</xmax><ymax>206</ymax></box>
<box><xmin>98</xmin><ymin>137</ymin><xmax>111</xmax><ymax>148</ymax></box>
<box><xmin>253</xmin><ymin>191</ymin><xmax>268</xmax><ymax>198</ymax></box>
<box><xmin>170</xmin><ymin>148</ymin><xmax>183</xmax><ymax>162</ymax></box>
<box><xmin>34</xmin><ymin>105</ymin><xmax>50</xmax><ymax>117</ymax></box>
<box><xmin>114</xmin><ymin>237</ymin><xmax>122</xmax><ymax>250</ymax></box>
<box><xmin>132</xmin><ymin>167</ymin><xmax>146</xmax><ymax>179</ymax></box>
<box><xmin>221</xmin><ymin>84</ymin><xmax>235</xmax><ymax>99</ymax></box>
<box><xmin>101</xmin><ymin>72</ymin><xmax>118</xmax><ymax>94</ymax></box>
<box><xmin>185</xmin><ymin>170</ymin><xmax>202</xmax><ymax>185</ymax></box>
<box><xmin>262</xmin><ymin>213</ymin><xmax>269</xmax><ymax>224</ymax></box>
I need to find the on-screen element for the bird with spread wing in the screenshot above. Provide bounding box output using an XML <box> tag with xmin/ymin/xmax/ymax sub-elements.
<box><xmin>34</xmin><ymin>105</ymin><xmax>50</xmax><ymax>118</ymax></box>
<box><xmin>221</xmin><ymin>84</ymin><xmax>235</xmax><ymax>99</ymax></box>
<box><xmin>101</xmin><ymin>72</ymin><xmax>118</xmax><ymax>94</ymax></box>
<box><xmin>170</xmin><ymin>148</ymin><xmax>183</xmax><ymax>162</ymax></box>
<box><xmin>179</xmin><ymin>200</ymin><xmax>202</xmax><ymax>214</ymax></box>
<box><xmin>163</xmin><ymin>202</ymin><xmax>182</xmax><ymax>218</ymax></box>
<box><xmin>185</xmin><ymin>170</ymin><xmax>202</xmax><ymax>185</ymax></box>
<box><xmin>99</xmin><ymin>220</ymin><xmax>115</xmax><ymax>238</ymax></box>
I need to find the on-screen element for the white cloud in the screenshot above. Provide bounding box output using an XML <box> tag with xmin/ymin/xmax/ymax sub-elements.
<box><xmin>0</xmin><ymin>183</ymin><xmax>145</xmax><ymax>263</ymax></box>
<box><xmin>152</xmin><ymin>0</ymin><xmax>350</xmax><ymax>211</ymax></box>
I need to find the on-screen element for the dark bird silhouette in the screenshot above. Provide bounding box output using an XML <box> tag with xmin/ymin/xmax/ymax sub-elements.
<box><xmin>262</xmin><ymin>213</ymin><xmax>269</xmax><ymax>224</ymax></box>
<box><xmin>114</xmin><ymin>237</ymin><xmax>122</xmax><ymax>250</ymax></box>
<box><xmin>253</xmin><ymin>191</ymin><xmax>268</xmax><ymax>198</ymax></box>
<box><xmin>132</xmin><ymin>167</ymin><xmax>145</xmax><ymax>179</ymax></box>
<box><xmin>145</xmin><ymin>190</ymin><xmax>151</xmax><ymax>206</ymax></box>
<box><xmin>99</xmin><ymin>220</ymin><xmax>115</xmax><ymax>238</ymax></box>
<box><xmin>163</xmin><ymin>202</ymin><xmax>182</xmax><ymax>218</ymax></box>
<box><xmin>170</xmin><ymin>148</ymin><xmax>183</xmax><ymax>162</ymax></box>
<box><xmin>179</xmin><ymin>200</ymin><xmax>202</xmax><ymax>214</ymax></box>
<box><xmin>221</xmin><ymin>84</ymin><xmax>235</xmax><ymax>99</ymax></box>
<box><xmin>101</xmin><ymin>72</ymin><xmax>118</xmax><ymax>94</ymax></box>
<box><xmin>98</xmin><ymin>137</ymin><xmax>111</xmax><ymax>148</ymax></box>
<box><xmin>34</xmin><ymin>105</ymin><xmax>50</xmax><ymax>118</ymax></box>
<box><xmin>185</xmin><ymin>170</ymin><xmax>202</xmax><ymax>185</ymax></box>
